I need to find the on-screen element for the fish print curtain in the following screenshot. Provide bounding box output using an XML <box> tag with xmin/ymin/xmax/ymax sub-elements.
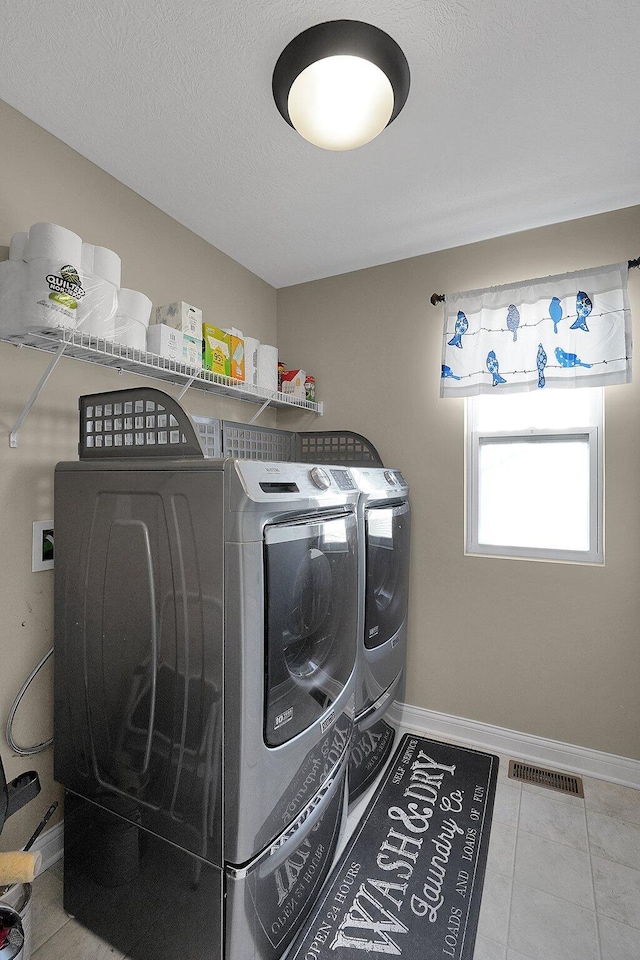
<box><xmin>440</xmin><ymin>262</ymin><xmax>632</xmax><ymax>397</ymax></box>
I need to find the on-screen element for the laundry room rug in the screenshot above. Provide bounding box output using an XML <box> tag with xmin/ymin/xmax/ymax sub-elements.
<box><xmin>287</xmin><ymin>734</ymin><xmax>498</xmax><ymax>960</ymax></box>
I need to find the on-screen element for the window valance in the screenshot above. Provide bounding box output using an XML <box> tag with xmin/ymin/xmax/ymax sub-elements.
<box><xmin>440</xmin><ymin>262</ymin><xmax>632</xmax><ymax>397</ymax></box>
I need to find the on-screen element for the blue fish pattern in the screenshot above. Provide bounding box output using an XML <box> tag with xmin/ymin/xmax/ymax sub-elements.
<box><xmin>448</xmin><ymin>310</ymin><xmax>468</xmax><ymax>348</ymax></box>
<box><xmin>506</xmin><ymin>304</ymin><xmax>520</xmax><ymax>342</ymax></box>
<box><xmin>441</xmin><ymin>364</ymin><xmax>461</xmax><ymax>380</ymax></box>
<box><xmin>536</xmin><ymin>343</ymin><xmax>547</xmax><ymax>388</ymax></box>
<box><xmin>570</xmin><ymin>290</ymin><xmax>592</xmax><ymax>331</ymax></box>
<box><xmin>555</xmin><ymin>347</ymin><xmax>592</xmax><ymax>369</ymax></box>
<box><xmin>549</xmin><ymin>296</ymin><xmax>563</xmax><ymax>334</ymax></box>
<box><xmin>486</xmin><ymin>350</ymin><xmax>507</xmax><ymax>386</ymax></box>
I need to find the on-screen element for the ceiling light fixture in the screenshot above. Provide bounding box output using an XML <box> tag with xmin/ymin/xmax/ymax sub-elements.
<box><xmin>272</xmin><ymin>20</ymin><xmax>410</xmax><ymax>151</ymax></box>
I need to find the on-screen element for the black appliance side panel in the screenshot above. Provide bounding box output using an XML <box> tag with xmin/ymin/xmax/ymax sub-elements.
<box><xmin>54</xmin><ymin>467</ymin><xmax>224</xmax><ymax>867</ymax></box>
<box><xmin>63</xmin><ymin>790</ymin><xmax>223</xmax><ymax>960</ymax></box>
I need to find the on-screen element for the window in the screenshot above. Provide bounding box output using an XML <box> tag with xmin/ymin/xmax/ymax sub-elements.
<box><xmin>466</xmin><ymin>388</ymin><xmax>603</xmax><ymax>563</ymax></box>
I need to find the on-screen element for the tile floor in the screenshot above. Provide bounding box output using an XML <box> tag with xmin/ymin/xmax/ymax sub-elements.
<box><xmin>24</xmin><ymin>726</ymin><xmax>640</xmax><ymax>960</ymax></box>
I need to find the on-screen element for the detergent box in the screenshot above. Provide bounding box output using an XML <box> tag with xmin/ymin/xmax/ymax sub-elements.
<box><xmin>202</xmin><ymin>323</ymin><xmax>230</xmax><ymax>377</ymax></box>
<box><xmin>224</xmin><ymin>327</ymin><xmax>245</xmax><ymax>381</ymax></box>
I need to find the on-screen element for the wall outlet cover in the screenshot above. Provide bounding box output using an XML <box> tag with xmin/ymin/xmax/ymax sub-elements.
<box><xmin>32</xmin><ymin>519</ymin><xmax>54</xmax><ymax>572</ymax></box>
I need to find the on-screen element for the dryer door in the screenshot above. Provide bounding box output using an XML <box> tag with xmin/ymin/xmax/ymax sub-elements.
<box><xmin>264</xmin><ymin>511</ymin><xmax>357</xmax><ymax>746</ymax></box>
<box><xmin>364</xmin><ymin>500</ymin><xmax>411</xmax><ymax>649</ymax></box>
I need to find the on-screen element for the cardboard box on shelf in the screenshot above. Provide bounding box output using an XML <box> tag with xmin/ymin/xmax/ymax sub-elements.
<box><xmin>146</xmin><ymin>324</ymin><xmax>184</xmax><ymax>363</ymax></box>
<box><xmin>224</xmin><ymin>328</ymin><xmax>245</xmax><ymax>381</ymax></box>
<box><xmin>155</xmin><ymin>301</ymin><xmax>202</xmax><ymax>340</ymax></box>
<box><xmin>202</xmin><ymin>324</ymin><xmax>231</xmax><ymax>377</ymax></box>
<box><xmin>183</xmin><ymin>334</ymin><xmax>202</xmax><ymax>369</ymax></box>
<box><xmin>281</xmin><ymin>369</ymin><xmax>306</xmax><ymax>399</ymax></box>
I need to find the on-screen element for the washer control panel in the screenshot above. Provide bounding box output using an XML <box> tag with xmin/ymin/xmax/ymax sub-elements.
<box><xmin>233</xmin><ymin>460</ymin><xmax>358</xmax><ymax>502</ymax></box>
<box><xmin>330</xmin><ymin>469</ymin><xmax>357</xmax><ymax>491</ymax></box>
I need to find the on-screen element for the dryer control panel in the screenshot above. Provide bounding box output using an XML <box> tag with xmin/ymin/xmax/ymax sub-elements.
<box><xmin>232</xmin><ymin>459</ymin><xmax>359</xmax><ymax>504</ymax></box>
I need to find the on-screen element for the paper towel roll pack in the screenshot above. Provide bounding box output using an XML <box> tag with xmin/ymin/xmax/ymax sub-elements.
<box><xmin>244</xmin><ymin>336</ymin><xmax>260</xmax><ymax>387</ymax></box>
<box><xmin>257</xmin><ymin>343</ymin><xmax>278</xmax><ymax>393</ymax></box>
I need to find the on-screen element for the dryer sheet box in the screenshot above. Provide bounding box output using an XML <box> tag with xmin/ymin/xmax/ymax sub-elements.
<box><xmin>224</xmin><ymin>327</ymin><xmax>245</xmax><ymax>381</ymax></box>
<box><xmin>202</xmin><ymin>323</ymin><xmax>231</xmax><ymax>377</ymax></box>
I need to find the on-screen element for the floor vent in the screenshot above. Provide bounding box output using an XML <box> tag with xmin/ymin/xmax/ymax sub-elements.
<box><xmin>508</xmin><ymin>760</ymin><xmax>584</xmax><ymax>797</ymax></box>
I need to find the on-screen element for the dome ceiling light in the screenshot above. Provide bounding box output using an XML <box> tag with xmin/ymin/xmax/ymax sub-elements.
<box><xmin>272</xmin><ymin>20</ymin><xmax>410</xmax><ymax>151</ymax></box>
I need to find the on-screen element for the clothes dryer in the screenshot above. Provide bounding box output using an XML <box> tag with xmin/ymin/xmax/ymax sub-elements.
<box><xmin>348</xmin><ymin>467</ymin><xmax>411</xmax><ymax>804</ymax></box>
<box><xmin>54</xmin><ymin>407</ymin><xmax>359</xmax><ymax>960</ymax></box>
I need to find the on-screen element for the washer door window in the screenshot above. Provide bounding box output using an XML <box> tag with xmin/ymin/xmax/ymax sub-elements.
<box><xmin>264</xmin><ymin>511</ymin><xmax>357</xmax><ymax>746</ymax></box>
<box><xmin>364</xmin><ymin>501</ymin><xmax>411</xmax><ymax>649</ymax></box>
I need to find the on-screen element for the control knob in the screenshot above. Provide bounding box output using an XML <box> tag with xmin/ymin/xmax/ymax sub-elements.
<box><xmin>309</xmin><ymin>466</ymin><xmax>331</xmax><ymax>490</ymax></box>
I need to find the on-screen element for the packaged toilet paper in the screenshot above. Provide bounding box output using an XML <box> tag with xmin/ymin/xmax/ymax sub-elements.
<box><xmin>24</xmin><ymin>258</ymin><xmax>86</xmax><ymax>330</ymax></box>
<box><xmin>9</xmin><ymin>232</ymin><xmax>28</xmax><ymax>261</ymax></box>
<box><xmin>76</xmin><ymin>276</ymin><xmax>118</xmax><ymax>340</ymax></box>
<box><xmin>21</xmin><ymin>223</ymin><xmax>85</xmax><ymax>331</ymax></box>
<box><xmin>113</xmin><ymin>289</ymin><xmax>153</xmax><ymax>351</ymax></box>
<box><xmin>114</xmin><ymin>315</ymin><xmax>147</xmax><ymax>351</ymax></box>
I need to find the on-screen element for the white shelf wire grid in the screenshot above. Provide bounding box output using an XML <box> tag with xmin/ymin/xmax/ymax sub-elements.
<box><xmin>0</xmin><ymin>327</ymin><xmax>322</xmax><ymax>414</ymax></box>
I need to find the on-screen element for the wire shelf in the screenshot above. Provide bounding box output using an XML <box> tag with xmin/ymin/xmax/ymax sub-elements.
<box><xmin>1</xmin><ymin>327</ymin><xmax>322</xmax><ymax>414</ymax></box>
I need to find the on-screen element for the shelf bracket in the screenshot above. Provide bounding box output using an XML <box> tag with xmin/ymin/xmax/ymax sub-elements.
<box><xmin>249</xmin><ymin>397</ymin><xmax>273</xmax><ymax>424</ymax></box>
<box><xmin>9</xmin><ymin>342</ymin><xmax>68</xmax><ymax>447</ymax></box>
<box><xmin>176</xmin><ymin>377</ymin><xmax>196</xmax><ymax>401</ymax></box>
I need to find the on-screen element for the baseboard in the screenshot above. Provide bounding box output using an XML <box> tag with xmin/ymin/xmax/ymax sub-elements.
<box><xmin>389</xmin><ymin>701</ymin><xmax>640</xmax><ymax>789</ymax></box>
<box><xmin>21</xmin><ymin>709</ymin><xmax>640</xmax><ymax>877</ymax></box>
<box><xmin>32</xmin><ymin>820</ymin><xmax>63</xmax><ymax>874</ymax></box>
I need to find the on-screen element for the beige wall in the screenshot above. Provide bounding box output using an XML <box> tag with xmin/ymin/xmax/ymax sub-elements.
<box><xmin>1</xmin><ymin>97</ymin><xmax>639</xmax><ymax>852</ymax></box>
<box><xmin>277</xmin><ymin>205</ymin><xmax>640</xmax><ymax>762</ymax></box>
<box><xmin>0</xmin><ymin>100</ymin><xmax>278</xmax><ymax>850</ymax></box>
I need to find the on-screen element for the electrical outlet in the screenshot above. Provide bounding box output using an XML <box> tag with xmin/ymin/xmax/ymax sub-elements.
<box><xmin>32</xmin><ymin>520</ymin><xmax>54</xmax><ymax>572</ymax></box>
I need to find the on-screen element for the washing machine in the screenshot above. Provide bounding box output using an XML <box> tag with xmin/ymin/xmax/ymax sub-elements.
<box><xmin>53</xmin><ymin>389</ymin><xmax>359</xmax><ymax>960</ymax></box>
<box><xmin>348</xmin><ymin>466</ymin><xmax>411</xmax><ymax>804</ymax></box>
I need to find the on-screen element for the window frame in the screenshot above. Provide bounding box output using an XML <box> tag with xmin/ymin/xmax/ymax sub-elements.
<box><xmin>465</xmin><ymin>396</ymin><xmax>604</xmax><ymax>564</ymax></box>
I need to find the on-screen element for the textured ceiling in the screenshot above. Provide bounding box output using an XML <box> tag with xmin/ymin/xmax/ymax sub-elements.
<box><xmin>1</xmin><ymin>0</ymin><xmax>639</xmax><ymax>288</ymax></box>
